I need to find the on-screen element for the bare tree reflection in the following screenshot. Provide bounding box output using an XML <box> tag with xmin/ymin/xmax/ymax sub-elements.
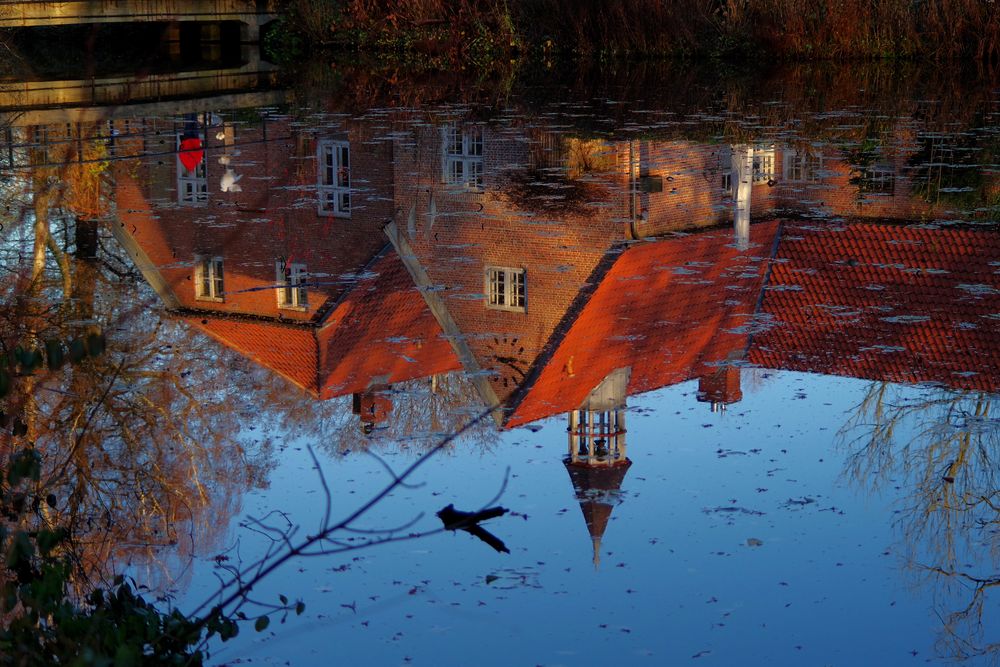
<box><xmin>840</xmin><ymin>382</ymin><xmax>1000</xmax><ymax>661</ymax></box>
<box><xmin>257</xmin><ymin>372</ymin><xmax>499</xmax><ymax>456</ymax></box>
<box><xmin>0</xmin><ymin>155</ymin><xmax>274</xmax><ymax>595</ymax></box>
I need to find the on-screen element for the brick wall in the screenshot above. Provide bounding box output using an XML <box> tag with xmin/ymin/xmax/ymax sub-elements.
<box><xmin>114</xmin><ymin>115</ymin><xmax>394</xmax><ymax>321</ymax></box>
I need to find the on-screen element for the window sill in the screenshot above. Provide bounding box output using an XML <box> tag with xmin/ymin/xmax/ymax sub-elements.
<box><xmin>486</xmin><ymin>303</ymin><xmax>526</xmax><ymax>314</ymax></box>
<box><xmin>317</xmin><ymin>209</ymin><xmax>351</xmax><ymax>218</ymax></box>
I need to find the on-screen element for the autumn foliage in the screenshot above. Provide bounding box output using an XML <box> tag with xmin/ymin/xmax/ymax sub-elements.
<box><xmin>285</xmin><ymin>0</ymin><xmax>1000</xmax><ymax>61</ymax></box>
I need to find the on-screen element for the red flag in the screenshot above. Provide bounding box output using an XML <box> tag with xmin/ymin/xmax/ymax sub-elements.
<box><xmin>178</xmin><ymin>137</ymin><xmax>203</xmax><ymax>172</ymax></box>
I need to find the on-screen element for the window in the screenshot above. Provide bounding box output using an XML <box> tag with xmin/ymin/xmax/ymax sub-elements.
<box><xmin>275</xmin><ymin>260</ymin><xmax>308</xmax><ymax>309</ymax></box>
<box><xmin>318</xmin><ymin>140</ymin><xmax>350</xmax><ymax>217</ymax></box>
<box><xmin>443</xmin><ymin>126</ymin><xmax>484</xmax><ymax>189</ymax></box>
<box><xmin>194</xmin><ymin>256</ymin><xmax>224</xmax><ymax>301</ymax></box>
<box><xmin>752</xmin><ymin>148</ymin><xmax>775</xmax><ymax>183</ymax></box>
<box><xmin>783</xmin><ymin>151</ymin><xmax>823</xmax><ymax>182</ymax></box>
<box><xmin>857</xmin><ymin>164</ymin><xmax>896</xmax><ymax>194</ymax></box>
<box><xmin>485</xmin><ymin>267</ymin><xmax>526</xmax><ymax>312</ymax></box>
<box><xmin>721</xmin><ymin>170</ymin><xmax>733</xmax><ymax>198</ymax></box>
<box><xmin>176</xmin><ymin>134</ymin><xmax>208</xmax><ymax>205</ymax></box>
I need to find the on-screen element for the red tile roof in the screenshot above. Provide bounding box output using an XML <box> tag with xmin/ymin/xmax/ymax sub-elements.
<box><xmin>181</xmin><ymin>251</ymin><xmax>461</xmax><ymax>398</ymax></box>
<box><xmin>506</xmin><ymin>222</ymin><xmax>780</xmax><ymax>427</ymax></box>
<box><xmin>749</xmin><ymin>222</ymin><xmax>1000</xmax><ymax>392</ymax></box>
<box><xmin>178</xmin><ymin>316</ymin><xmax>321</xmax><ymax>395</ymax></box>
<box><xmin>317</xmin><ymin>252</ymin><xmax>463</xmax><ymax>398</ymax></box>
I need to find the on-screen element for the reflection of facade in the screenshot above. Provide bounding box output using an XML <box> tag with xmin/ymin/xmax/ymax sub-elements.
<box><xmin>111</xmin><ymin>114</ymin><xmax>462</xmax><ymax>408</ymax></box>
<box><xmin>72</xmin><ymin>107</ymin><xmax>1000</xmax><ymax>563</ymax></box>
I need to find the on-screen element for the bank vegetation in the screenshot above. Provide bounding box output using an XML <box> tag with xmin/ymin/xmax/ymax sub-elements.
<box><xmin>276</xmin><ymin>0</ymin><xmax>1000</xmax><ymax>63</ymax></box>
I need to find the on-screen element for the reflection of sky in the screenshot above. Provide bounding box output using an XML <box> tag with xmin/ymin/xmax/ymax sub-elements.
<box><xmin>174</xmin><ymin>370</ymin><xmax>973</xmax><ymax>666</ymax></box>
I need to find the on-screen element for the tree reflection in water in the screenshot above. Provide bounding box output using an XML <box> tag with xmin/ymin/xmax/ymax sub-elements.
<box><xmin>841</xmin><ymin>383</ymin><xmax>1000</xmax><ymax>661</ymax></box>
<box><xmin>0</xmin><ymin>146</ymin><xmax>275</xmax><ymax>596</ymax></box>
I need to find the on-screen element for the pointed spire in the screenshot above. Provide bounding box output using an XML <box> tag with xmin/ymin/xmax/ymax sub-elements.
<box><xmin>564</xmin><ymin>459</ymin><xmax>631</xmax><ymax>570</ymax></box>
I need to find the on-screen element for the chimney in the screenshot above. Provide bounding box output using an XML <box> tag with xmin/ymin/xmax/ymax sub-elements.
<box><xmin>697</xmin><ymin>366</ymin><xmax>742</xmax><ymax>412</ymax></box>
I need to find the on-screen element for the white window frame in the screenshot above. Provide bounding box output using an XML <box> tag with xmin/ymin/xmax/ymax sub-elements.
<box><xmin>318</xmin><ymin>140</ymin><xmax>351</xmax><ymax>217</ymax></box>
<box><xmin>485</xmin><ymin>266</ymin><xmax>526</xmax><ymax>312</ymax></box>
<box><xmin>783</xmin><ymin>151</ymin><xmax>823</xmax><ymax>182</ymax></box>
<box><xmin>275</xmin><ymin>260</ymin><xmax>308</xmax><ymax>310</ymax></box>
<box><xmin>194</xmin><ymin>256</ymin><xmax>224</xmax><ymax>302</ymax></box>
<box><xmin>176</xmin><ymin>133</ymin><xmax>208</xmax><ymax>206</ymax></box>
<box><xmin>858</xmin><ymin>164</ymin><xmax>896</xmax><ymax>194</ymax></box>
<box><xmin>752</xmin><ymin>148</ymin><xmax>776</xmax><ymax>184</ymax></box>
<box><xmin>443</xmin><ymin>126</ymin><xmax>484</xmax><ymax>190</ymax></box>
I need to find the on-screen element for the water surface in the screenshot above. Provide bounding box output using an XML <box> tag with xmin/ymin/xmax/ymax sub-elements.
<box><xmin>1</xmin><ymin>54</ymin><xmax>999</xmax><ymax>665</ymax></box>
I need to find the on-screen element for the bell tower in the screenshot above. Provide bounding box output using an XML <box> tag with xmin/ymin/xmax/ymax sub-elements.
<box><xmin>564</xmin><ymin>367</ymin><xmax>632</xmax><ymax>569</ymax></box>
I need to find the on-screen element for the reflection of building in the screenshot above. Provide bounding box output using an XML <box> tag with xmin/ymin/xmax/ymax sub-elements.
<box><xmin>565</xmin><ymin>459</ymin><xmax>632</xmax><ymax>570</ymax></box>
<box><xmin>564</xmin><ymin>367</ymin><xmax>631</xmax><ymax>569</ymax></box>
<box><xmin>111</xmin><ymin>113</ymin><xmax>463</xmax><ymax>407</ymax></box>
<box><xmin>75</xmin><ymin>106</ymin><xmax>1000</xmax><ymax>564</ymax></box>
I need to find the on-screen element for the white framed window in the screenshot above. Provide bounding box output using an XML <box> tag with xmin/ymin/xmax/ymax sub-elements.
<box><xmin>752</xmin><ymin>148</ymin><xmax>776</xmax><ymax>183</ymax></box>
<box><xmin>194</xmin><ymin>256</ymin><xmax>224</xmax><ymax>301</ymax></box>
<box><xmin>275</xmin><ymin>260</ymin><xmax>308</xmax><ymax>309</ymax></box>
<box><xmin>318</xmin><ymin>140</ymin><xmax>350</xmax><ymax>217</ymax></box>
<box><xmin>485</xmin><ymin>267</ymin><xmax>526</xmax><ymax>312</ymax></box>
<box><xmin>721</xmin><ymin>170</ymin><xmax>733</xmax><ymax>198</ymax></box>
<box><xmin>176</xmin><ymin>134</ymin><xmax>208</xmax><ymax>205</ymax></box>
<box><xmin>858</xmin><ymin>164</ymin><xmax>896</xmax><ymax>194</ymax></box>
<box><xmin>783</xmin><ymin>151</ymin><xmax>823</xmax><ymax>182</ymax></box>
<box><xmin>443</xmin><ymin>126</ymin><xmax>484</xmax><ymax>189</ymax></box>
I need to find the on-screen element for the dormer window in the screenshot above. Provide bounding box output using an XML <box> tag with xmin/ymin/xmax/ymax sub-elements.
<box><xmin>318</xmin><ymin>140</ymin><xmax>350</xmax><ymax>217</ymax></box>
<box><xmin>276</xmin><ymin>260</ymin><xmax>308</xmax><ymax>309</ymax></box>
<box><xmin>443</xmin><ymin>126</ymin><xmax>484</xmax><ymax>189</ymax></box>
<box><xmin>485</xmin><ymin>266</ymin><xmax>526</xmax><ymax>312</ymax></box>
<box><xmin>194</xmin><ymin>256</ymin><xmax>224</xmax><ymax>301</ymax></box>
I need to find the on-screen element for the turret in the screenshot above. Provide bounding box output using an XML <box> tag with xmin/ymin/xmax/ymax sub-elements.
<box><xmin>563</xmin><ymin>368</ymin><xmax>632</xmax><ymax>569</ymax></box>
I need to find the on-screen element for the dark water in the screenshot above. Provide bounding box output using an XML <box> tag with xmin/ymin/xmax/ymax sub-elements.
<box><xmin>1</xmin><ymin>51</ymin><xmax>1000</xmax><ymax>665</ymax></box>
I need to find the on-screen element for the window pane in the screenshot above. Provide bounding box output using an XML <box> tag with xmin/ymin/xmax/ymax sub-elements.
<box><xmin>512</xmin><ymin>271</ymin><xmax>525</xmax><ymax>307</ymax></box>
<box><xmin>448</xmin><ymin>128</ymin><xmax>462</xmax><ymax>155</ymax></box>
<box><xmin>469</xmin><ymin>131</ymin><xmax>483</xmax><ymax>156</ymax></box>
<box><xmin>213</xmin><ymin>260</ymin><xmax>224</xmax><ymax>296</ymax></box>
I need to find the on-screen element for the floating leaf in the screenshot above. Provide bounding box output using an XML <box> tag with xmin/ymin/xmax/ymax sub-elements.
<box><xmin>254</xmin><ymin>616</ymin><xmax>270</xmax><ymax>632</ymax></box>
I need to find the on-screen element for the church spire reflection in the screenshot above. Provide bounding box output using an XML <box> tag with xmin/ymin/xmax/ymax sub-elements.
<box><xmin>564</xmin><ymin>367</ymin><xmax>631</xmax><ymax>569</ymax></box>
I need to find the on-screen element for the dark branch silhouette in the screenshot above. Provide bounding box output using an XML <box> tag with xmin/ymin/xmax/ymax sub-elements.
<box><xmin>437</xmin><ymin>504</ymin><xmax>510</xmax><ymax>553</ymax></box>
